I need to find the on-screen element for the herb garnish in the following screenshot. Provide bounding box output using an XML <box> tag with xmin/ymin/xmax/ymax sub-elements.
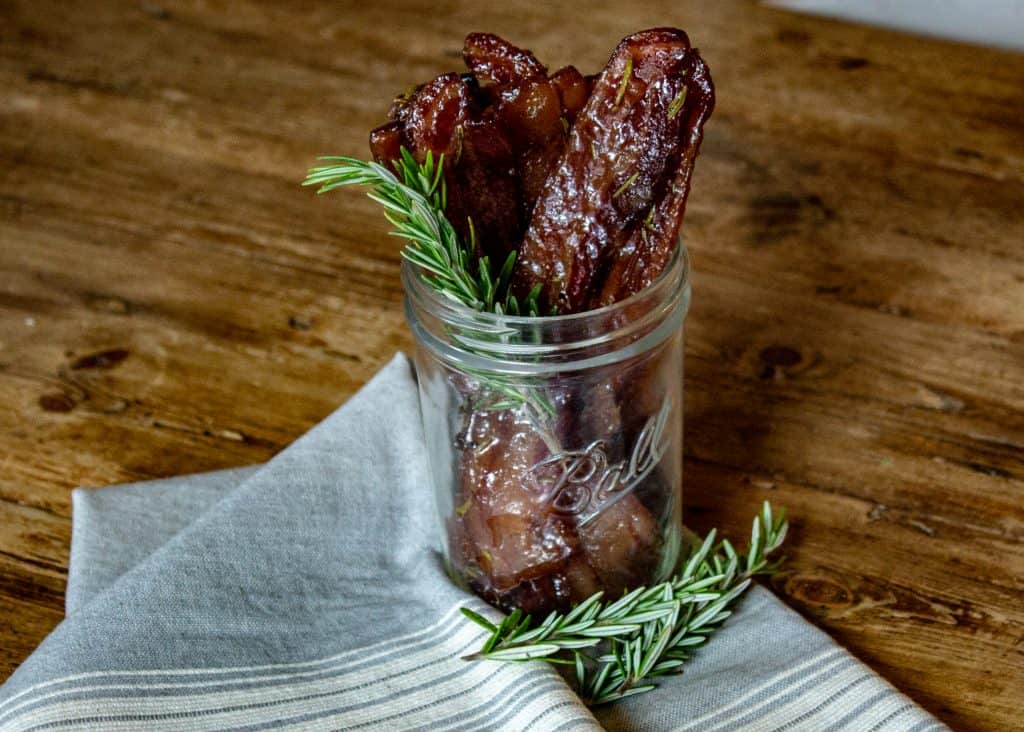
<box><xmin>615</xmin><ymin>57</ymin><xmax>633</xmax><ymax>106</ymax></box>
<box><xmin>304</xmin><ymin>149</ymin><xmax>552</xmax><ymax>425</ymax></box>
<box><xmin>303</xmin><ymin>149</ymin><xmax>541</xmax><ymax>316</ymax></box>
<box><xmin>462</xmin><ymin>501</ymin><xmax>788</xmax><ymax>705</ymax></box>
<box><xmin>613</xmin><ymin>172</ymin><xmax>640</xmax><ymax>198</ymax></box>
<box><xmin>668</xmin><ymin>87</ymin><xmax>688</xmax><ymax>120</ymax></box>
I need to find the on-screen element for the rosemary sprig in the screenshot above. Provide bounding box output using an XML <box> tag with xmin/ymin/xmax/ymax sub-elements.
<box><xmin>303</xmin><ymin>149</ymin><xmax>541</xmax><ymax>316</ymax></box>
<box><xmin>305</xmin><ymin>149</ymin><xmax>553</xmax><ymax>426</ymax></box>
<box><xmin>464</xmin><ymin>364</ymin><xmax>557</xmax><ymax>419</ymax></box>
<box><xmin>462</xmin><ymin>501</ymin><xmax>788</xmax><ymax>705</ymax></box>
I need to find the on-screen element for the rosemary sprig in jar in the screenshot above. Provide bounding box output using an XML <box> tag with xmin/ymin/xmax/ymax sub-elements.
<box><xmin>304</xmin><ymin>149</ymin><xmax>552</xmax><ymax>421</ymax></box>
<box><xmin>461</xmin><ymin>501</ymin><xmax>789</xmax><ymax>705</ymax></box>
<box><xmin>303</xmin><ymin>148</ymin><xmax>542</xmax><ymax>316</ymax></box>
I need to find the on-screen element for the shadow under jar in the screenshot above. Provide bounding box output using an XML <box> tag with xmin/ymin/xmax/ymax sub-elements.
<box><xmin>404</xmin><ymin>244</ymin><xmax>691</xmax><ymax>615</ymax></box>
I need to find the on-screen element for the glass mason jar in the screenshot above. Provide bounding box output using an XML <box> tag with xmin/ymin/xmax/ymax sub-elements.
<box><xmin>404</xmin><ymin>244</ymin><xmax>691</xmax><ymax>615</ymax></box>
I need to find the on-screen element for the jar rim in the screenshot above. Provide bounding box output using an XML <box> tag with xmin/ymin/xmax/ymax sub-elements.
<box><xmin>402</xmin><ymin>241</ymin><xmax>689</xmax><ymax>325</ymax></box>
<box><xmin>403</xmin><ymin>241</ymin><xmax>691</xmax><ymax>375</ymax></box>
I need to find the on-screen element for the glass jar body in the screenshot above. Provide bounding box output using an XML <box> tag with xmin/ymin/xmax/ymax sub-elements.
<box><xmin>405</xmin><ymin>247</ymin><xmax>689</xmax><ymax>615</ymax></box>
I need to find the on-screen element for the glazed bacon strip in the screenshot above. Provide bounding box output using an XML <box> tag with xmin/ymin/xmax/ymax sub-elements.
<box><xmin>559</xmin><ymin>383</ymin><xmax>662</xmax><ymax>599</ymax></box>
<box><xmin>452</xmin><ymin>407</ymin><xmax>604</xmax><ymax>611</ymax></box>
<box><xmin>592</xmin><ymin>53</ymin><xmax>715</xmax><ymax>306</ymax></box>
<box><xmin>370</xmin><ymin>73</ymin><xmax>524</xmax><ymax>262</ymax></box>
<box><xmin>511</xmin><ymin>29</ymin><xmax>697</xmax><ymax>313</ymax></box>
<box><xmin>370</xmin><ymin>35</ymin><xmax>594</xmax><ymax>265</ymax></box>
<box><xmin>463</xmin><ymin>33</ymin><xmax>590</xmax><ymax>217</ymax></box>
<box><xmin>370</xmin><ymin>30</ymin><xmax>712</xmax><ymax>310</ymax></box>
<box><xmin>549</xmin><ymin>66</ymin><xmax>591</xmax><ymax>123</ymax></box>
<box><xmin>492</xmin><ymin>77</ymin><xmax>565</xmax><ymax>212</ymax></box>
<box><xmin>463</xmin><ymin>31</ymin><xmax>547</xmax><ymax>85</ymax></box>
<box><xmin>451</xmin><ymin>399</ymin><xmax>660</xmax><ymax>611</ymax></box>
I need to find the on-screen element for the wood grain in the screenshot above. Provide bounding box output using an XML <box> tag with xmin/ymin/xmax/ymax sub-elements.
<box><xmin>1</xmin><ymin>1</ymin><xmax>1022</xmax><ymax>728</ymax></box>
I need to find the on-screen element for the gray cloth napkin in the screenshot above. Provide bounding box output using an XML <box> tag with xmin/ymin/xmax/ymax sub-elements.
<box><xmin>0</xmin><ymin>354</ymin><xmax>944</xmax><ymax>731</ymax></box>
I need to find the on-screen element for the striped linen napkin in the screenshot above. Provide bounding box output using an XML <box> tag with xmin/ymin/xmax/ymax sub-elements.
<box><xmin>0</xmin><ymin>354</ymin><xmax>944</xmax><ymax>731</ymax></box>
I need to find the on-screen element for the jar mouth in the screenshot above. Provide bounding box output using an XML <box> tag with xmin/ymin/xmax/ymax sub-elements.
<box><xmin>403</xmin><ymin>243</ymin><xmax>688</xmax><ymax>325</ymax></box>
<box><xmin>403</xmin><ymin>241</ymin><xmax>691</xmax><ymax>374</ymax></box>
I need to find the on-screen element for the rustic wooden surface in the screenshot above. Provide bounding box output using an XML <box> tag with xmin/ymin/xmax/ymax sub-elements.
<box><xmin>1</xmin><ymin>0</ymin><xmax>1022</xmax><ymax>728</ymax></box>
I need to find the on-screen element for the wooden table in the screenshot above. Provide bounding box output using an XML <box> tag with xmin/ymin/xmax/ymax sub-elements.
<box><xmin>1</xmin><ymin>1</ymin><xmax>1022</xmax><ymax>728</ymax></box>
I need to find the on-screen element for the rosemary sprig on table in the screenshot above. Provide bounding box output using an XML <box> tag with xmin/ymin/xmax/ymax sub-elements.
<box><xmin>303</xmin><ymin>149</ymin><xmax>542</xmax><ymax>316</ymax></box>
<box><xmin>462</xmin><ymin>501</ymin><xmax>788</xmax><ymax>705</ymax></box>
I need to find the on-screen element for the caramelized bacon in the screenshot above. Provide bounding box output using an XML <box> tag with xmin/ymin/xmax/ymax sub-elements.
<box><xmin>368</xmin><ymin>121</ymin><xmax>403</xmax><ymax>165</ymax></box>
<box><xmin>463</xmin><ymin>32</ymin><xmax>547</xmax><ymax>85</ymax></box>
<box><xmin>550</xmin><ymin>65</ymin><xmax>590</xmax><ymax>123</ymax></box>
<box><xmin>451</xmin><ymin>378</ymin><xmax>663</xmax><ymax>611</ymax></box>
<box><xmin>462</xmin><ymin>35</ymin><xmax>584</xmax><ymax>217</ymax></box>
<box><xmin>451</xmin><ymin>409</ymin><xmax>572</xmax><ymax>593</ymax></box>
<box><xmin>578</xmin><ymin>494</ymin><xmax>660</xmax><ymax>597</ymax></box>
<box><xmin>388</xmin><ymin>73</ymin><xmax>471</xmax><ymax>155</ymax></box>
<box><xmin>511</xmin><ymin>29</ymin><xmax>697</xmax><ymax>313</ymax></box>
<box><xmin>449</xmin><ymin>120</ymin><xmax>523</xmax><ymax>261</ymax></box>
<box><xmin>592</xmin><ymin>53</ymin><xmax>715</xmax><ymax>306</ymax></box>
<box><xmin>371</xmin><ymin>73</ymin><xmax>523</xmax><ymax>261</ymax></box>
<box><xmin>493</xmin><ymin>78</ymin><xmax>564</xmax><ymax>211</ymax></box>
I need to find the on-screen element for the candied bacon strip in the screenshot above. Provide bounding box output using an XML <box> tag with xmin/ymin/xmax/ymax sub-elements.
<box><xmin>592</xmin><ymin>53</ymin><xmax>715</xmax><ymax>306</ymax></box>
<box><xmin>550</xmin><ymin>65</ymin><xmax>590</xmax><ymax>123</ymax></box>
<box><xmin>368</xmin><ymin>121</ymin><xmax>403</xmax><ymax>164</ymax></box>
<box><xmin>370</xmin><ymin>73</ymin><xmax>523</xmax><ymax>262</ymax></box>
<box><xmin>452</xmin><ymin>379</ymin><xmax>663</xmax><ymax>612</ymax></box>
<box><xmin>511</xmin><ymin>29</ymin><xmax>696</xmax><ymax>313</ymax></box>
<box><xmin>388</xmin><ymin>72</ymin><xmax>471</xmax><ymax>156</ymax></box>
<box><xmin>373</xmin><ymin>35</ymin><xmax>598</xmax><ymax>265</ymax></box>
<box><xmin>462</xmin><ymin>34</ymin><xmax>581</xmax><ymax>218</ymax></box>
<box><xmin>476</xmin><ymin>556</ymin><xmax>601</xmax><ymax>614</ymax></box>
<box><xmin>375</xmin><ymin>29</ymin><xmax>712</xmax><ymax>615</ymax></box>
<box><xmin>463</xmin><ymin>32</ymin><xmax>547</xmax><ymax>85</ymax></box>
<box><xmin>578</xmin><ymin>494</ymin><xmax>661</xmax><ymax>597</ymax></box>
<box><xmin>554</xmin><ymin>375</ymin><xmax>662</xmax><ymax>599</ymax></box>
<box><xmin>492</xmin><ymin>77</ymin><xmax>565</xmax><ymax>212</ymax></box>
<box><xmin>451</xmin><ymin>408</ymin><xmax>576</xmax><ymax>593</ymax></box>
<box><xmin>449</xmin><ymin>120</ymin><xmax>523</xmax><ymax>261</ymax></box>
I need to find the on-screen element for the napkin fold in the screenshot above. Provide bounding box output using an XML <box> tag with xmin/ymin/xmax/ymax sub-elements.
<box><xmin>0</xmin><ymin>354</ymin><xmax>944</xmax><ymax>731</ymax></box>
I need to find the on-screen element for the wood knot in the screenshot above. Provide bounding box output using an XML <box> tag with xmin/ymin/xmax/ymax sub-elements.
<box><xmin>837</xmin><ymin>56</ymin><xmax>869</xmax><ymax>71</ymax></box>
<box><xmin>139</xmin><ymin>1</ymin><xmax>171</xmax><ymax>20</ymax></box>
<box><xmin>953</xmin><ymin>147</ymin><xmax>984</xmax><ymax>160</ymax></box>
<box><xmin>760</xmin><ymin>345</ymin><xmax>802</xmax><ymax>367</ymax></box>
<box><xmin>747</xmin><ymin>192</ymin><xmax>835</xmax><ymax>245</ymax></box>
<box><xmin>783</xmin><ymin>574</ymin><xmax>854</xmax><ymax>609</ymax></box>
<box><xmin>70</xmin><ymin>348</ymin><xmax>130</xmax><ymax>370</ymax></box>
<box><xmin>758</xmin><ymin>345</ymin><xmax>806</xmax><ymax>380</ymax></box>
<box><xmin>776</xmin><ymin>29</ymin><xmax>810</xmax><ymax>45</ymax></box>
<box><xmin>39</xmin><ymin>392</ymin><xmax>77</xmax><ymax>413</ymax></box>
